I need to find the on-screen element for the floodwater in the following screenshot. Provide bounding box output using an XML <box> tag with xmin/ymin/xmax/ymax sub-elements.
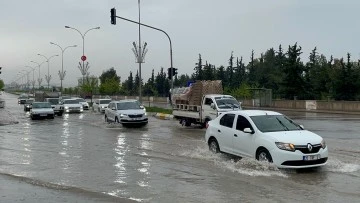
<box><xmin>0</xmin><ymin>92</ymin><xmax>359</xmax><ymax>202</ymax></box>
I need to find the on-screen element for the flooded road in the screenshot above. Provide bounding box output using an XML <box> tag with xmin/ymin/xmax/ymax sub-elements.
<box><xmin>0</xmin><ymin>92</ymin><xmax>359</xmax><ymax>202</ymax></box>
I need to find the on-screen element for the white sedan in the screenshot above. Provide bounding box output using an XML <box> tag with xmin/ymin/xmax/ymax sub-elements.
<box><xmin>30</xmin><ymin>102</ymin><xmax>55</xmax><ymax>120</ymax></box>
<box><xmin>205</xmin><ymin>110</ymin><xmax>328</xmax><ymax>169</ymax></box>
<box><xmin>105</xmin><ymin>100</ymin><xmax>148</xmax><ymax>127</ymax></box>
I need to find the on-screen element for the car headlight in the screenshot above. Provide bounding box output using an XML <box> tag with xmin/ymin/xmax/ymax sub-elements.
<box><xmin>120</xmin><ymin>114</ymin><xmax>128</xmax><ymax>118</ymax></box>
<box><xmin>275</xmin><ymin>142</ymin><xmax>295</xmax><ymax>152</ymax></box>
<box><xmin>80</xmin><ymin>106</ymin><xmax>83</xmax><ymax>109</ymax></box>
<box><xmin>321</xmin><ymin>139</ymin><xmax>326</xmax><ymax>149</ymax></box>
<box><xmin>144</xmin><ymin>112</ymin><xmax>147</xmax><ymax>116</ymax></box>
<box><xmin>64</xmin><ymin>106</ymin><xmax>69</xmax><ymax>109</ymax></box>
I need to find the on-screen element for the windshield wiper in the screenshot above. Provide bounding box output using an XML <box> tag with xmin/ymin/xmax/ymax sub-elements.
<box><xmin>276</xmin><ymin>117</ymin><xmax>289</xmax><ymax>131</ymax></box>
<box><xmin>218</xmin><ymin>101</ymin><xmax>233</xmax><ymax>109</ymax></box>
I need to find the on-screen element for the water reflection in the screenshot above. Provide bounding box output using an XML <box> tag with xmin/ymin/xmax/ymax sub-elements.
<box><xmin>60</xmin><ymin>120</ymin><xmax>70</xmax><ymax>171</ymax></box>
<box><xmin>137</xmin><ymin>133</ymin><xmax>151</xmax><ymax>188</ymax></box>
<box><xmin>114</xmin><ymin>134</ymin><xmax>127</xmax><ymax>184</ymax></box>
<box><xmin>21</xmin><ymin>122</ymin><xmax>32</xmax><ymax>165</ymax></box>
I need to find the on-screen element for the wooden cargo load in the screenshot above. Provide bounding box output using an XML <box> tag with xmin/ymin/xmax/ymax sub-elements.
<box><xmin>188</xmin><ymin>80</ymin><xmax>223</xmax><ymax>106</ymax></box>
<box><xmin>173</xmin><ymin>80</ymin><xmax>223</xmax><ymax>108</ymax></box>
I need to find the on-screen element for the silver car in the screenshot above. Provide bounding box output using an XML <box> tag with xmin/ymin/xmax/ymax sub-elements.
<box><xmin>104</xmin><ymin>100</ymin><xmax>148</xmax><ymax>127</ymax></box>
<box><xmin>30</xmin><ymin>102</ymin><xmax>54</xmax><ymax>120</ymax></box>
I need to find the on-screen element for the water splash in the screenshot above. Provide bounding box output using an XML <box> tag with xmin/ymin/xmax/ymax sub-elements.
<box><xmin>180</xmin><ymin>146</ymin><xmax>287</xmax><ymax>177</ymax></box>
<box><xmin>324</xmin><ymin>158</ymin><xmax>360</xmax><ymax>173</ymax></box>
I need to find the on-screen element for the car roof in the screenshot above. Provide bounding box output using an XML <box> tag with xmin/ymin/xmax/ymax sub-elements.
<box><xmin>225</xmin><ymin>110</ymin><xmax>283</xmax><ymax>117</ymax></box>
<box><xmin>63</xmin><ymin>99</ymin><xmax>77</xmax><ymax>101</ymax></box>
<box><xmin>112</xmin><ymin>99</ymin><xmax>139</xmax><ymax>103</ymax></box>
<box><xmin>206</xmin><ymin>94</ymin><xmax>234</xmax><ymax>98</ymax></box>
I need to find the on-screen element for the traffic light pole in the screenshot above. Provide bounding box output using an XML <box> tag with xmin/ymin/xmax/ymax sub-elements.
<box><xmin>111</xmin><ymin>11</ymin><xmax>174</xmax><ymax>100</ymax></box>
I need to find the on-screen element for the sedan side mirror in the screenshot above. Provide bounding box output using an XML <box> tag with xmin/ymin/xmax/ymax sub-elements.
<box><xmin>243</xmin><ymin>128</ymin><xmax>254</xmax><ymax>134</ymax></box>
<box><xmin>299</xmin><ymin>125</ymin><xmax>304</xmax><ymax>130</ymax></box>
<box><xmin>210</xmin><ymin>103</ymin><xmax>216</xmax><ymax>110</ymax></box>
<box><xmin>111</xmin><ymin>107</ymin><xmax>116</xmax><ymax>111</ymax></box>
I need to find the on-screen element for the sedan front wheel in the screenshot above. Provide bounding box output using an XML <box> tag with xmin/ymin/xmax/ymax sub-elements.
<box><xmin>256</xmin><ymin>148</ymin><xmax>273</xmax><ymax>163</ymax></box>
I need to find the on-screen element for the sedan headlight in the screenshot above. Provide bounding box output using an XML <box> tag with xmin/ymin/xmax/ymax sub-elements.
<box><xmin>144</xmin><ymin>112</ymin><xmax>147</xmax><ymax>116</ymax></box>
<box><xmin>275</xmin><ymin>142</ymin><xmax>295</xmax><ymax>152</ymax></box>
<box><xmin>321</xmin><ymin>139</ymin><xmax>326</xmax><ymax>149</ymax></box>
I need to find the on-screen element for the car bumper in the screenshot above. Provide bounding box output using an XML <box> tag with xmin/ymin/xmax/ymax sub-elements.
<box><xmin>270</xmin><ymin>147</ymin><xmax>328</xmax><ymax>169</ymax></box>
<box><xmin>31</xmin><ymin>113</ymin><xmax>54</xmax><ymax>119</ymax></box>
<box><xmin>64</xmin><ymin>109</ymin><xmax>83</xmax><ymax>113</ymax></box>
<box><xmin>120</xmin><ymin>118</ymin><xmax>148</xmax><ymax>124</ymax></box>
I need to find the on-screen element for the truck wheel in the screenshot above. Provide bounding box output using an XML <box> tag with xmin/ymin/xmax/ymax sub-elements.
<box><xmin>185</xmin><ymin>120</ymin><xmax>191</xmax><ymax>127</ymax></box>
<box><xmin>201</xmin><ymin>119</ymin><xmax>210</xmax><ymax>129</ymax></box>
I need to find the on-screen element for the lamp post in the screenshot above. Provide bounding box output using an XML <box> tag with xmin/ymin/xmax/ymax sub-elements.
<box><xmin>38</xmin><ymin>54</ymin><xmax>58</xmax><ymax>90</ymax></box>
<box><xmin>64</xmin><ymin>25</ymin><xmax>100</xmax><ymax>84</ymax></box>
<box><xmin>25</xmin><ymin>66</ymin><xmax>36</xmax><ymax>93</ymax></box>
<box><xmin>30</xmin><ymin>60</ymin><xmax>45</xmax><ymax>89</ymax></box>
<box><xmin>20</xmin><ymin>69</ymin><xmax>31</xmax><ymax>91</ymax></box>
<box><xmin>50</xmin><ymin>42</ymin><xmax>77</xmax><ymax>94</ymax></box>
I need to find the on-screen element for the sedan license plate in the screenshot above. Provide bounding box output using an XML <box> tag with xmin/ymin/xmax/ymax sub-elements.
<box><xmin>303</xmin><ymin>154</ymin><xmax>320</xmax><ymax>161</ymax></box>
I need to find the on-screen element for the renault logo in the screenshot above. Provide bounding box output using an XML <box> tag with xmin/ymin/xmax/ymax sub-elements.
<box><xmin>307</xmin><ymin>143</ymin><xmax>313</xmax><ymax>152</ymax></box>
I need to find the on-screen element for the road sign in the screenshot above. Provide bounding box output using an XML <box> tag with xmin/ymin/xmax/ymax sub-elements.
<box><xmin>81</xmin><ymin>55</ymin><xmax>87</xmax><ymax>61</ymax></box>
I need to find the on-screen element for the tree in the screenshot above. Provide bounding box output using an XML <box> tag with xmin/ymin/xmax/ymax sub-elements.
<box><xmin>81</xmin><ymin>74</ymin><xmax>99</xmax><ymax>102</ymax></box>
<box><xmin>99</xmin><ymin>68</ymin><xmax>121</xmax><ymax>95</ymax></box>
<box><xmin>281</xmin><ymin>43</ymin><xmax>305</xmax><ymax>99</ymax></box>
<box><xmin>0</xmin><ymin>79</ymin><xmax>4</xmax><ymax>90</ymax></box>
<box><xmin>193</xmin><ymin>54</ymin><xmax>203</xmax><ymax>80</ymax></box>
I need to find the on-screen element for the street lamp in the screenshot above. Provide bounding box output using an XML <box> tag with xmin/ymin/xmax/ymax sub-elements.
<box><xmin>64</xmin><ymin>25</ymin><xmax>100</xmax><ymax>84</ymax></box>
<box><xmin>50</xmin><ymin>42</ymin><xmax>77</xmax><ymax>94</ymax></box>
<box><xmin>30</xmin><ymin>60</ymin><xmax>46</xmax><ymax>89</ymax></box>
<box><xmin>25</xmin><ymin>66</ymin><xmax>36</xmax><ymax>93</ymax></box>
<box><xmin>38</xmin><ymin>54</ymin><xmax>58</xmax><ymax>90</ymax></box>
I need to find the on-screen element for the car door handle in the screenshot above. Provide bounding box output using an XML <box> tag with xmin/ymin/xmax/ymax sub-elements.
<box><xmin>218</xmin><ymin>129</ymin><xmax>221</xmax><ymax>133</ymax></box>
<box><xmin>234</xmin><ymin>134</ymin><xmax>238</xmax><ymax>137</ymax></box>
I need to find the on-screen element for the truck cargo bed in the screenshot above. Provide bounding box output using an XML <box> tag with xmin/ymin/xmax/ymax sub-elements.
<box><xmin>172</xmin><ymin>110</ymin><xmax>200</xmax><ymax>119</ymax></box>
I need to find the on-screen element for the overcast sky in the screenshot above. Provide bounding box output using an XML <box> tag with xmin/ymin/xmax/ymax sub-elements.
<box><xmin>1</xmin><ymin>0</ymin><xmax>360</xmax><ymax>87</ymax></box>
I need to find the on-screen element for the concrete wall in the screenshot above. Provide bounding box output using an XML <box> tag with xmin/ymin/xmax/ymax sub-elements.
<box><xmin>242</xmin><ymin>99</ymin><xmax>360</xmax><ymax>112</ymax></box>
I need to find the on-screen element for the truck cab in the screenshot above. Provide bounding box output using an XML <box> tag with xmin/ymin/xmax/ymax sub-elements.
<box><xmin>201</xmin><ymin>94</ymin><xmax>241</xmax><ymax>123</ymax></box>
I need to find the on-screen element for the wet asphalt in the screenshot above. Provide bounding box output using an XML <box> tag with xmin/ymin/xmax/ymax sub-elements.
<box><xmin>0</xmin><ymin>92</ymin><xmax>359</xmax><ymax>203</ymax></box>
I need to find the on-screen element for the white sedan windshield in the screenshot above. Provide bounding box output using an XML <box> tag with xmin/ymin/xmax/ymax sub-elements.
<box><xmin>250</xmin><ymin>115</ymin><xmax>302</xmax><ymax>132</ymax></box>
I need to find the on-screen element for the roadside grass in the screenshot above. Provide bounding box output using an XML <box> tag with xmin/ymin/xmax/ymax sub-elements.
<box><xmin>146</xmin><ymin>107</ymin><xmax>172</xmax><ymax>114</ymax></box>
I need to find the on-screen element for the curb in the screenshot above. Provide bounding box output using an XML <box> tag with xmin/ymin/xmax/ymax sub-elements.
<box><xmin>154</xmin><ymin>113</ymin><xmax>174</xmax><ymax>120</ymax></box>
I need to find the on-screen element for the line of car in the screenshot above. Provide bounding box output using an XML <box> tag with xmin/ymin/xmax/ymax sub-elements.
<box><xmin>18</xmin><ymin>95</ymin><xmax>329</xmax><ymax>169</ymax></box>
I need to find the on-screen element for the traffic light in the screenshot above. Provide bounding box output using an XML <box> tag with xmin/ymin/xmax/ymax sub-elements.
<box><xmin>172</xmin><ymin>68</ymin><xmax>178</xmax><ymax>77</ymax></box>
<box><xmin>110</xmin><ymin>8</ymin><xmax>116</xmax><ymax>25</ymax></box>
<box><xmin>0</xmin><ymin>67</ymin><xmax>2</xmax><ymax>74</ymax></box>
<box><xmin>167</xmin><ymin>68</ymin><xmax>178</xmax><ymax>80</ymax></box>
<box><xmin>167</xmin><ymin>67</ymin><xmax>172</xmax><ymax>80</ymax></box>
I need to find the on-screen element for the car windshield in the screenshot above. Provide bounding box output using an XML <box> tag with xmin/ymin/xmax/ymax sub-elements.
<box><xmin>100</xmin><ymin>99</ymin><xmax>111</xmax><ymax>104</ymax></box>
<box><xmin>76</xmin><ymin>98</ymin><xmax>86</xmax><ymax>102</ymax></box>
<box><xmin>117</xmin><ymin>102</ymin><xmax>141</xmax><ymax>110</ymax></box>
<box><xmin>32</xmin><ymin>102</ymin><xmax>51</xmax><ymax>109</ymax></box>
<box><xmin>215</xmin><ymin>97</ymin><xmax>241</xmax><ymax>109</ymax></box>
<box><xmin>250</xmin><ymin>115</ymin><xmax>303</xmax><ymax>132</ymax></box>
<box><xmin>47</xmin><ymin>98</ymin><xmax>59</xmax><ymax>105</ymax></box>
<box><xmin>63</xmin><ymin>100</ymin><xmax>79</xmax><ymax>104</ymax></box>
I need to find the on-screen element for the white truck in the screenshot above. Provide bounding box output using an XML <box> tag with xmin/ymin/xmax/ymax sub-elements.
<box><xmin>172</xmin><ymin>80</ymin><xmax>241</xmax><ymax>127</ymax></box>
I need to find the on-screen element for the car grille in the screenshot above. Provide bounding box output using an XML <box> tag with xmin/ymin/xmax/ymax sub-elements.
<box><xmin>128</xmin><ymin>114</ymin><xmax>143</xmax><ymax>118</ymax></box>
<box><xmin>294</xmin><ymin>144</ymin><xmax>322</xmax><ymax>154</ymax></box>
<box><xmin>281</xmin><ymin>158</ymin><xmax>328</xmax><ymax>166</ymax></box>
<box><xmin>69</xmin><ymin>107</ymin><xmax>80</xmax><ymax>110</ymax></box>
